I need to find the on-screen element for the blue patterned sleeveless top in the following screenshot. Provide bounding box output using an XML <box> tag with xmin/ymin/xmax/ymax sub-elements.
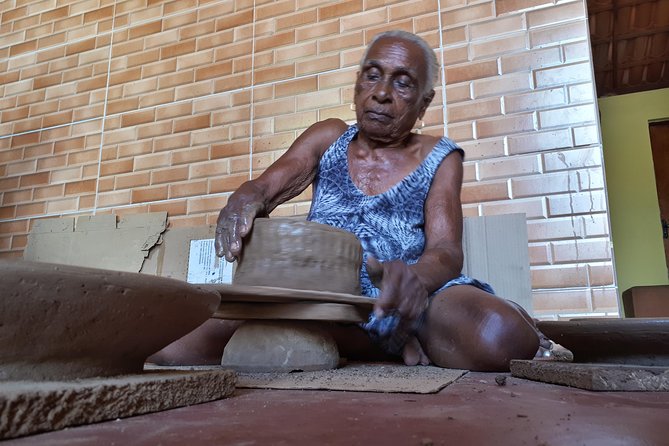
<box><xmin>308</xmin><ymin>123</ymin><xmax>474</xmax><ymax>296</ymax></box>
<box><xmin>307</xmin><ymin>124</ymin><xmax>493</xmax><ymax>353</ymax></box>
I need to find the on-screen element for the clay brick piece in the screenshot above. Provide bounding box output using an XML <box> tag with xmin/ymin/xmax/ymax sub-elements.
<box><xmin>0</xmin><ymin>369</ymin><xmax>236</xmax><ymax>440</ymax></box>
<box><xmin>510</xmin><ymin>360</ymin><xmax>669</xmax><ymax>392</ymax></box>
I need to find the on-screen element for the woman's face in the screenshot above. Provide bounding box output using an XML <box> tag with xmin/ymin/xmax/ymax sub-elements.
<box><xmin>354</xmin><ymin>37</ymin><xmax>434</xmax><ymax>143</ymax></box>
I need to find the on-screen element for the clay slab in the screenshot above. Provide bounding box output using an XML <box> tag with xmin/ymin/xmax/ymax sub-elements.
<box><xmin>0</xmin><ymin>260</ymin><xmax>220</xmax><ymax>381</ymax></box>
<box><xmin>537</xmin><ymin>318</ymin><xmax>669</xmax><ymax>366</ymax></box>
<box><xmin>0</xmin><ymin>369</ymin><xmax>236</xmax><ymax>440</ymax></box>
<box><xmin>510</xmin><ymin>360</ymin><xmax>669</xmax><ymax>391</ymax></box>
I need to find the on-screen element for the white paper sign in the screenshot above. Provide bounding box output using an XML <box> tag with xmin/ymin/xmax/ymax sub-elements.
<box><xmin>186</xmin><ymin>239</ymin><xmax>234</xmax><ymax>284</ymax></box>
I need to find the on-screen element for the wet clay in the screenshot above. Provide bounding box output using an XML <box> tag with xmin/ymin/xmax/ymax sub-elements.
<box><xmin>221</xmin><ymin>321</ymin><xmax>339</xmax><ymax>372</ymax></box>
<box><xmin>0</xmin><ymin>260</ymin><xmax>221</xmax><ymax>381</ymax></box>
<box><xmin>233</xmin><ymin>218</ymin><xmax>363</xmax><ymax>295</ymax></box>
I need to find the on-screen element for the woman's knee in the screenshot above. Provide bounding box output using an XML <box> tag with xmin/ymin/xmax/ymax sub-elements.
<box><xmin>472</xmin><ymin>302</ymin><xmax>539</xmax><ymax>370</ymax></box>
<box><xmin>420</xmin><ymin>288</ymin><xmax>539</xmax><ymax>371</ymax></box>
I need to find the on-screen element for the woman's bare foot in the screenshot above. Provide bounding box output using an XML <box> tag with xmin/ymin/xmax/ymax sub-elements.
<box><xmin>402</xmin><ymin>336</ymin><xmax>431</xmax><ymax>366</ymax></box>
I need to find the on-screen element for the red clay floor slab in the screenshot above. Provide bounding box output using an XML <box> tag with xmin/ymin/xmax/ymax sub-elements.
<box><xmin>4</xmin><ymin>371</ymin><xmax>668</xmax><ymax>445</ymax></box>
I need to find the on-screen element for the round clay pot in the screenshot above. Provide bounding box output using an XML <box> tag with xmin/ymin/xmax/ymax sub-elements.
<box><xmin>0</xmin><ymin>259</ymin><xmax>221</xmax><ymax>381</ymax></box>
<box><xmin>233</xmin><ymin>218</ymin><xmax>363</xmax><ymax>295</ymax></box>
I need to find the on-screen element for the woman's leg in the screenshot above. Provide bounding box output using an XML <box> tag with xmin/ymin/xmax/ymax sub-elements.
<box><xmin>325</xmin><ymin>323</ymin><xmax>398</xmax><ymax>362</ymax></box>
<box><xmin>417</xmin><ymin>285</ymin><xmax>539</xmax><ymax>371</ymax></box>
<box><xmin>147</xmin><ymin>319</ymin><xmax>242</xmax><ymax>366</ymax></box>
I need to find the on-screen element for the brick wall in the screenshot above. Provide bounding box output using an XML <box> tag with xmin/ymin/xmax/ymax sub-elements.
<box><xmin>0</xmin><ymin>0</ymin><xmax>617</xmax><ymax>319</ymax></box>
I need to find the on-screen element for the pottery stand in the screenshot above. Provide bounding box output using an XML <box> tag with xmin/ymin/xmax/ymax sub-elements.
<box><xmin>212</xmin><ymin>284</ymin><xmax>375</xmax><ymax>372</ymax></box>
<box><xmin>216</xmin><ymin>218</ymin><xmax>368</xmax><ymax>373</ymax></box>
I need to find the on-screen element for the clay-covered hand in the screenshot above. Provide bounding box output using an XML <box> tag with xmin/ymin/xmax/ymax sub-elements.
<box><xmin>215</xmin><ymin>200</ymin><xmax>264</xmax><ymax>262</ymax></box>
<box><xmin>366</xmin><ymin>256</ymin><xmax>430</xmax><ymax>325</ymax></box>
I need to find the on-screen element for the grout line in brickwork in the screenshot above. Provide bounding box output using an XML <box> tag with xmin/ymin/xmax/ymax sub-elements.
<box><xmin>0</xmin><ymin>207</ymin><xmax>91</xmax><ymax>224</ymax></box>
<box><xmin>0</xmin><ymin>192</ymin><xmax>236</xmax><ymax>225</ymax></box>
<box><xmin>100</xmin><ymin>192</ymin><xmax>234</xmax><ymax>215</ymax></box>
<box><xmin>436</xmin><ymin>0</ymin><xmax>448</xmax><ymax>138</ymax></box>
<box><xmin>0</xmin><ymin>192</ymin><xmax>224</xmax><ymax>223</ymax></box>
<box><xmin>92</xmin><ymin>0</ymin><xmax>118</xmax><ymax>217</ymax></box>
<box><xmin>248</xmin><ymin>0</ymin><xmax>257</xmax><ymax>182</ymax></box>
<box><xmin>0</xmin><ymin>118</ymin><xmax>102</xmax><ymax>141</ymax></box>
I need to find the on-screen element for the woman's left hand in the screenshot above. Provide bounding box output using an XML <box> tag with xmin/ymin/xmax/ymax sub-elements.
<box><xmin>366</xmin><ymin>257</ymin><xmax>430</xmax><ymax>326</ymax></box>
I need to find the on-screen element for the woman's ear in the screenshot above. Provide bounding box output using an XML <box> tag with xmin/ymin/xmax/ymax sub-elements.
<box><xmin>419</xmin><ymin>89</ymin><xmax>435</xmax><ymax>118</ymax></box>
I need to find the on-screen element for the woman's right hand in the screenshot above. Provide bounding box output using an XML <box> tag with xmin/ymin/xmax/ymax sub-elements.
<box><xmin>214</xmin><ymin>120</ymin><xmax>348</xmax><ymax>261</ymax></box>
<box><xmin>215</xmin><ymin>186</ymin><xmax>265</xmax><ymax>262</ymax></box>
<box><xmin>366</xmin><ymin>256</ymin><xmax>430</xmax><ymax>326</ymax></box>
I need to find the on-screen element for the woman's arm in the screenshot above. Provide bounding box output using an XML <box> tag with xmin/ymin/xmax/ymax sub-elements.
<box><xmin>368</xmin><ymin>149</ymin><xmax>464</xmax><ymax>323</ymax></box>
<box><xmin>215</xmin><ymin>118</ymin><xmax>348</xmax><ymax>261</ymax></box>
<box><xmin>409</xmin><ymin>150</ymin><xmax>465</xmax><ymax>293</ymax></box>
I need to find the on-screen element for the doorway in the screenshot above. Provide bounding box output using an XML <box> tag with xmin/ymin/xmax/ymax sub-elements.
<box><xmin>649</xmin><ymin>120</ymin><xmax>669</xmax><ymax>277</ymax></box>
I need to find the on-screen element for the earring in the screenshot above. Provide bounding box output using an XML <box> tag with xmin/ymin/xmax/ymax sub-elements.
<box><xmin>416</xmin><ymin>120</ymin><xmax>425</xmax><ymax>134</ymax></box>
<box><xmin>350</xmin><ymin>103</ymin><xmax>355</xmax><ymax>111</ymax></box>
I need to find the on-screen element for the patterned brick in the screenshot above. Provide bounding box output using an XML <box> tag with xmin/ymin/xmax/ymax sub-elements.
<box><xmin>476</xmin><ymin>113</ymin><xmax>535</xmax><ymax>139</ymax></box>
<box><xmin>504</xmin><ymin>87</ymin><xmax>566</xmax><ymax>114</ymax></box>
<box><xmin>472</xmin><ymin>71</ymin><xmax>532</xmax><ymax>99</ymax></box>
<box><xmin>115</xmin><ymin>172</ymin><xmax>151</xmax><ymax>190</ymax></box>
<box><xmin>538</xmin><ymin>103</ymin><xmax>597</xmax><ymax>129</ymax></box>
<box><xmin>478</xmin><ymin>154</ymin><xmax>541</xmax><ymax>181</ymax></box>
<box><xmin>131</xmin><ymin>185</ymin><xmax>168</xmax><ymax>203</ymax></box>
<box><xmin>148</xmin><ymin>199</ymin><xmax>187</xmax><ymax>216</ymax></box>
<box><xmin>529</xmin><ymin>20</ymin><xmax>588</xmax><ymax>49</ymax></box>
<box><xmin>527</xmin><ymin>216</ymin><xmax>585</xmax><ymax>242</ymax></box>
<box><xmin>446</xmin><ymin>60</ymin><xmax>498</xmax><ymax>84</ymax></box>
<box><xmin>169</xmin><ymin>179</ymin><xmax>208</xmax><ymax>199</ymax></box>
<box><xmin>532</xmin><ymin>288</ymin><xmax>590</xmax><ymax>313</ymax></box>
<box><xmin>535</xmin><ymin>62</ymin><xmax>592</xmax><ymax>88</ymax></box>
<box><xmin>447</xmin><ymin>98</ymin><xmax>501</xmax><ymax>123</ymax></box>
<box><xmin>547</xmin><ymin>190</ymin><xmax>607</xmax><ymax>217</ymax></box>
<box><xmin>276</xmin><ymin>9</ymin><xmax>317</xmax><ymax>31</ymax></box>
<box><xmin>512</xmin><ymin>171</ymin><xmax>578</xmax><ymax>198</ymax></box>
<box><xmin>441</xmin><ymin>2</ymin><xmax>494</xmax><ymax>27</ymax></box>
<box><xmin>507</xmin><ymin>128</ymin><xmax>573</xmax><ymax>155</ymax></box>
<box><xmin>461</xmin><ymin>179</ymin><xmax>510</xmax><ymax>204</ymax></box>
<box><xmin>471</xmin><ymin>33</ymin><xmax>527</xmax><ymax>60</ymax></box>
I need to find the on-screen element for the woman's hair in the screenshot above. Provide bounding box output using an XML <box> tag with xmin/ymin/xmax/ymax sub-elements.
<box><xmin>360</xmin><ymin>30</ymin><xmax>439</xmax><ymax>96</ymax></box>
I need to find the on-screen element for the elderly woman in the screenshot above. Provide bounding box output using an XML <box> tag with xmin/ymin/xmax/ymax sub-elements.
<box><xmin>211</xmin><ymin>30</ymin><xmax>541</xmax><ymax>371</ymax></box>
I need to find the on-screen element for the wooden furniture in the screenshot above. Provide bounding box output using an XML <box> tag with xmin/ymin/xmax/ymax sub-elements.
<box><xmin>622</xmin><ymin>285</ymin><xmax>669</xmax><ymax>317</ymax></box>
